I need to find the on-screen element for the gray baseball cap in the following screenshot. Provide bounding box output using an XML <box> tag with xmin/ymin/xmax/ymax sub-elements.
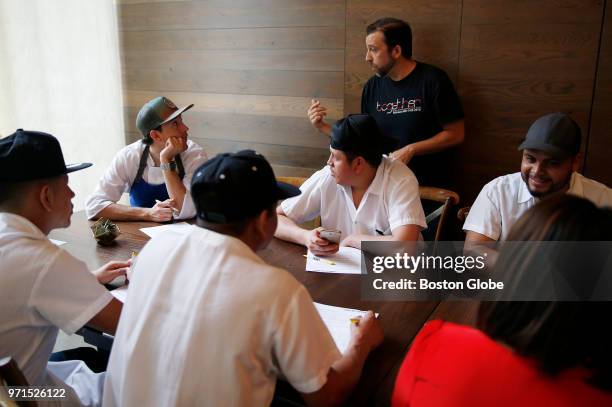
<box><xmin>136</xmin><ymin>96</ymin><xmax>194</xmax><ymax>138</ymax></box>
<box><xmin>518</xmin><ymin>112</ymin><xmax>581</xmax><ymax>160</ymax></box>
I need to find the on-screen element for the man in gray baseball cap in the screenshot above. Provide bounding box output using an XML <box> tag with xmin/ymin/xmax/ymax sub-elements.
<box><xmin>85</xmin><ymin>96</ymin><xmax>208</xmax><ymax>222</ymax></box>
<box><xmin>464</xmin><ymin>112</ymin><xmax>612</xmax><ymax>245</ymax></box>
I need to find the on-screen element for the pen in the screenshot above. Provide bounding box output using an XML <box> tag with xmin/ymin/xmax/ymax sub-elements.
<box><xmin>302</xmin><ymin>254</ymin><xmax>336</xmax><ymax>265</ymax></box>
<box><xmin>155</xmin><ymin>199</ymin><xmax>180</xmax><ymax>216</ymax></box>
<box><xmin>375</xmin><ymin>229</ymin><xmax>384</xmax><ymax>236</ymax></box>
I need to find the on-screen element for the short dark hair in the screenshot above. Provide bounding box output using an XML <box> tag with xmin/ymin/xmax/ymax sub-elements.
<box><xmin>141</xmin><ymin>124</ymin><xmax>160</xmax><ymax>146</ymax></box>
<box><xmin>196</xmin><ymin>203</ymin><xmax>276</xmax><ymax>237</ymax></box>
<box><xmin>366</xmin><ymin>17</ymin><xmax>412</xmax><ymax>58</ymax></box>
<box><xmin>478</xmin><ymin>195</ymin><xmax>612</xmax><ymax>391</ymax></box>
<box><xmin>343</xmin><ymin>150</ymin><xmax>382</xmax><ymax>168</ymax></box>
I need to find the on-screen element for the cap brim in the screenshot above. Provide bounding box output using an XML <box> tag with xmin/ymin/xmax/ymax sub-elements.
<box><xmin>66</xmin><ymin>162</ymin><xmax>93</xmax><ymax>173</ymax></box>
<box><xmin>518</xmin><ymin>141</ymin><xmax>571</xmax><ymax>160</ymax></box>
<box><xmin>276</xmin><ymin>181</ymin><xmax>301</xmax><ymax>200</ymax></box>
<box><xmin>160</xmin><ymin>103</ymin><xmax>194</xmax><ymax>126</ymax></box>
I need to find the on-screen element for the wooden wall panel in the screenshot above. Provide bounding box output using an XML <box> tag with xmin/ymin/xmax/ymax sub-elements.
<box><xmin>117</xmin><ymin>0</ymin><xmax>344</xmax><ymax>175</ymax></box>
<box><xmin>586</xmin><ymin>1</ymin><xmax>612</xmax><ymax>187</ymax></box>
<box><xmin>118</xmin><ymin>0</ymin><xmax>610</xmax><ymax>200</ymax></box>
<box><xmin>457</xmin><ymin>0</ymin><xmax>605</xmax><ymax>202</ymax></box>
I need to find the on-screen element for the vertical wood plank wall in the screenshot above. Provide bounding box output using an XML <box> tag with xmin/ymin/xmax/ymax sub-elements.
<box><xmin>117</xmin><ymin>0</ymin><xmax>611</xmax><ymax>202</ymax></box>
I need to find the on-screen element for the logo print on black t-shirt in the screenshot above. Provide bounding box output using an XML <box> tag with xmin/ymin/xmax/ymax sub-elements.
<box><xmin>376</xmin><ymin>98</ymin><xmax>422</xmax><ymax>114</ymax></box>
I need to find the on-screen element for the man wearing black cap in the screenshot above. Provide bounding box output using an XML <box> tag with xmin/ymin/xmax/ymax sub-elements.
<box><xmin>103</xmin><ymin>150</ymin><xmax>383</xmax><ymax>407</ymax></box>
<box><xmin>0</xmin><ymin>130</ymin><xmax>130</xmax><ymax>406</ymax></box>
<box><xmin>276</xmin><ymin>114</ymin><xmax>426</xmax><ymax>256</ymax></box>
<box><xmin>308</xmin><ymin>18</ymin><xmax>464</xmax><ymax>188</ymax></box>
<box><xmin>86</xmin><ymin>96</ymin><xmax>208</xmax><ymax>222</ymax></box>
<box><xmin>464</xmin><ymin>112</ymin><xmax>612</xmax><ymax>244</ymax></box>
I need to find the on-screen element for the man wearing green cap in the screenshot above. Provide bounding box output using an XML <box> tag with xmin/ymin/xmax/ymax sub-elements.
<box><xmin>464</xmin><ymin>112</ymin><xmax>612</xmax><ymax>244</ymax></box>
<box><xmin>86</xmin><ymin>96</ymin><xmax>208</xmax><ymax>222</ymax></box>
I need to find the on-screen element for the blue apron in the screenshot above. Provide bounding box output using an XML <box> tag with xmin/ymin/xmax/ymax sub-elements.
<box><xmin>129</xmin><ymin>144</ymin><xmax>185</xmax><ymax>208</ymax></box>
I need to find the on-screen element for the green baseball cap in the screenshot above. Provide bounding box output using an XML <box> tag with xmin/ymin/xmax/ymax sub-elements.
<box><xmin>136</xmin><ymin>96</ymin><xmax>194</xmax><ymax>138</ymax></box>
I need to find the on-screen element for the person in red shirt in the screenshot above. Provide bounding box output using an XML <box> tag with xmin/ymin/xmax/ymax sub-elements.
<box><xmin>392</xmin><ymin>195</ymin><xmax>612</xmax><ymax>407</ymax></box>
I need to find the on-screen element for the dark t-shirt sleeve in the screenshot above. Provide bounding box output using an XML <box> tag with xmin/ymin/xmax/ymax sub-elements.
<box><xmin>432</xmin><ymin>70</ymin><xmax>464</xmax><ymax>125</ymax></box>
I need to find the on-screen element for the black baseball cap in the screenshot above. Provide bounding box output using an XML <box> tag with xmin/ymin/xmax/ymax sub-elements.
<box><xmin>330</xmin><ymin>114</ymin><xmax>389</xmax><ymax>162</ymax></box>
<box><xmin>0</xmin><ymin>129</ymin><xmax>92</xmax><ymax>182</ymax></box>
<box><xmin>136</xmin><ymin>96</ymin><xmax>194</xmax><ymax>138</ymax></box>
<box><xmin>191</xmin><ymin>150</ymin><xmax>300</xmax><ymax>223</ymax></box>
<box><xmin>518</xmin><ymin>112</ymin><xmax>581</xmax><ymax>160</ymax></box>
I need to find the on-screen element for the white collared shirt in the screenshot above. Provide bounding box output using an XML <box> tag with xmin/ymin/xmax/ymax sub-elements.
<box><xmin>0</xmin><ymin>213</ymin><xmax>112</xmax><ymax>405</ymax></box>
<box><xmin>281</xmin><ymin>157</ymin><xmax>427</xmax><ymax>236</ymax></box>
<box><xmin>85</xmin><ymin>139</ymin><xmax>208</xmax><ymax>220</ymax></box>
<box><xmin>104</xmin><ymin>226</ymin><xmax>341</xmax><ymax>407</ymax></box>
<box><xmin>463</xmin><ymin>172</ymin><xmax>612</xmax><ymax>241</ymax></box>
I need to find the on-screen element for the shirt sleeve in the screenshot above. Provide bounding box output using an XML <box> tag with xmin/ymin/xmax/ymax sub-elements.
<box><xmin>273</xmin><ymin>285</ymin><xmax>342</xmax><ymax>394</ymax></box>
<box><xmin>30</xmin><ymin>249</ymin><xmax>113</xmax><ymax>335</ymax></box>
<box><xmin>432</xmin><ymin>69</ymin><xmax>464</xmax><ymax>126</ymax></box>
<box><xmin>85</xmin><ymin>146</ymin><xmax>136</xmax><ymax>219</ymax></box>
<box><xmin>175</xmin><ymin>141</ymin><xmax>208</xmax><ymax>219</ymax></box>
<box><xmin>388</xmin><ymin>169</ymin><xmax>427</xmax><ymax>231</ymax></box>
<box><xmin>463</xmin><ymin>181</ymin><xmax>502</xmax><ymax>240</ymax></box>
<box><xmin>280</xmin><ymin>168</ymin><xmax>326</xmax><ymax>224</ymax></box>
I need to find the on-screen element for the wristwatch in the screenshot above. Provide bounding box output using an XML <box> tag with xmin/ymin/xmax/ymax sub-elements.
<box><xmin>160</xmin><ymin>161</ymin><xmax>176</xmax><ymax>171</ymax></box>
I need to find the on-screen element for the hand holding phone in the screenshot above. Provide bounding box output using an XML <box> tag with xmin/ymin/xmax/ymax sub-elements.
<box><xmin>319</xmin><ymin>228</ymin><xmax>342</xmax><ymax>244</ymax></box>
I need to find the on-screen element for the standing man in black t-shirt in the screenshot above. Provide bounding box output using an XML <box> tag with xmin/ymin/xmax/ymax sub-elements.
<box><xmin>308</xmin><ymin>18</ymin><xmax>465</xmax><ymax>187</ymax></box>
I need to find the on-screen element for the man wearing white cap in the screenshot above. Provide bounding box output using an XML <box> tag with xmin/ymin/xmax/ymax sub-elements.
<box><xmin>86</xmin><ymin>96</ymin><xmax>208</xmax><ymax>222</ymax></box>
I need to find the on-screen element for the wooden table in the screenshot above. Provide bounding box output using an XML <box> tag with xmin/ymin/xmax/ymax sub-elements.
<box><xmin>50</xmin><ymin>212</ymin><xmax>479</xmax><ymax>406</ymax></box>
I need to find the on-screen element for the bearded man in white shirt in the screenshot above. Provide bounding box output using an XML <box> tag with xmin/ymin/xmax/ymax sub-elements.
<box><xmin>276</xmin><ymin>114</ymin><xmax>426</xmax><ymax>257</ymax></box>
<box><xmin>464</xmin><ymin>112</ymin><xmax>612</xmax><ymax>246</ymax></box>
<box><xmin>0</xmin><ymin>129</ymin><xmax>129</xmax><ymax>406</ymax></box>
<box><xmin>103</xmin><ymin>150</ymin><xmax>383</xmax><ymax>407</ymax></box>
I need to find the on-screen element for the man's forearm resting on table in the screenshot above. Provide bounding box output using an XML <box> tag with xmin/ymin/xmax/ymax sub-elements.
<box><xmin>94</xmin><ymin>203</ymin><xmax>151</xmax><ymax>221</ymax></box>
<box><xmin>161</xmin><ymin>169</ymin><xmax>186</xmax><ymax>211</ymax></box>
<box><xmin>275</xmin><ymin>210</ymin><xmax>310</xmax><ymax>246</ymax></box>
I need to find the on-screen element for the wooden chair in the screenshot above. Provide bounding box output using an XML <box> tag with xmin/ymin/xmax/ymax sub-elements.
<box><xmin>0</xmin><ymin>356</ymin><xmax>37</xmax><ymax>407</ymax></box>
<box><xmin>419</xmin><ymin>186</ymin><xmax>460</xmax><ymax>252</ymax></box>
<box><xmin>457</xmin><ymin>206</ymin><xmax>471</xmax><ymax>223</ymax></box>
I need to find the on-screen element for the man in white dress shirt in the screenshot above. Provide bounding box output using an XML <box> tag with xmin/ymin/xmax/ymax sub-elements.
<box><xmin>104</xmin><ymin>150</ymin><xmax>383</xmax><ymax>407</ymax></box>
<box><xmin>85</xmin><ymin>96</ymin><xmax>208</xmax><ymax>222</ymax></box>
<box><xmin>0</xmin><ymin>129</ymin><xmax>129</xmax><ymax>406</ymax></box>
<box><xmin>464</xmin><ymin>112</ymin><xmax>612</xmax><ymax>245</ymax></box>
<box><xmin>276</xmin><ymin>114</ymin><xmax>426</xmax><ymax>256</ymax></box>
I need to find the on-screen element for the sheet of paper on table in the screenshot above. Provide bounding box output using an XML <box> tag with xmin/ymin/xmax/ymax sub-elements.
<box><xmin>139</xmin><ymin>222</ymin><xmax>192</xmax><ymax>239</ymax></box>
<box><xmin>111</xmin><ymin>285</ymin><xmax>128</xmax><ymax>303</ymax></box>
<box><xmin>305</xmin><ymin>246</ymin><xmax>362</xmax><ymax>274</ymax></box>
<box><xmin>314</xmin><ymin>302</ymin><xmax>377</xmax><ymax>354</ymax></box>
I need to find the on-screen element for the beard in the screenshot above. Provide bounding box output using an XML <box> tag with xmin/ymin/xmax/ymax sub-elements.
<box><xmin>372</xmin><ymin>58</ymin><xmax>395</xmax><ymax>77</ymax></box>
<box><xmin>521</xmin><ymin>171</ymin><xmax>573</xmax><ymax>198</ymax></box>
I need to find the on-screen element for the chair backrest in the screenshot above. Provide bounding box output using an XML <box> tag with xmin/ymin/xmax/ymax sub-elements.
<box><xmin>276</xmin><ymin>176</ymin><xmax>308</xmax><ymax>188</ymax></box>
<box><xmin>457</xmin><ymin>206</ymin><xmax>471</xmax><ymax>223</ymax></box>
<box><xmin>419</xmin><ymin>186</ymin><xmax>460</xmax><ymax>251</ymax></box>
<box><xmin>0</xmin><ymin>356</ymin><xmax>37</xmax><ymax>407</ymax></box>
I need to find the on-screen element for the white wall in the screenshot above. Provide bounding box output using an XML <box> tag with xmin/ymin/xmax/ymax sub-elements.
<box><xmin>0</xmin><ymin>0</ymin><xmax>125</xmax><ymax>211</ymax></box>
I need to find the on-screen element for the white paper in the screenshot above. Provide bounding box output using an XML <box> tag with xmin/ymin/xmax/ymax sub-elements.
<box><xmin>49</xmin><ymin>238</ymin><xmax>66</xmax><ymax>246</ymax></box>
<box><xmin>139</xmin><ymin>222</ymin><xmax>192</xmax><ymax>239</ymax></box>
<box><xmin>305</xmin><ymin>246</ymin><xmax>362</xmax><ymax>274</ymax></box>
<box><xmin>111</xmin><ymin>285</ymin><xmax>128</xmax><ymax>303</ymax></box>
<box><xmin>314</xmin><ymin>302</ymin><xmax>375</xmax><ymax>353</ymax></box>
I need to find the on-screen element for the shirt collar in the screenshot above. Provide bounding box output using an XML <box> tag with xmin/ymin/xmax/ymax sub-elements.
<box><xmin>517</xmin><ymin>171</ymin><xmax>580</xmax><ymax>204</ymax></box>
<box><xmin>0</xmin><ymin>212</ymin><xmax>47</xmax><ymax>240</ymax></box>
